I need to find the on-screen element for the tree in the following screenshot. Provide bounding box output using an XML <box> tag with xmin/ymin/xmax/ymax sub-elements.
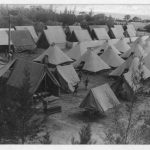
<box><xmin>132</xmin><ymin>16</ymin><xmax>141</xmax><ymax>22</ymax></box>
<box><xmin>124</xmin><ymin>15</ymin><xmax>131</xmax><ymax>22</ymax></box>
<box><xmin>71</xmin><ymin>124</ymin><xmax>96</xmax><ymax>144</ymax></box>
<box><xmin>40</xmin><ymin>131</ymin><xmax>52</xmax><ymax>144</ymax></box>
<box><xmin>107</xmin><ymin>15</ymin><xmax>114</xmax><ymax>28</ymax></box>
<box><xmin>0</xmin><ymin>79</ymin><xmax>18</xmax><ymax>143</ymax></box>
<box><xmin>144</xmin><ymin>24</ymin><xmax>150</xmax><ymax>32</ymax></box>
<box><xmin>11</xmin><ymin>66</ymin><xmax>43</xmax><ymax>143</ymax></box>
<box><xmin>105</xmin><ymin>56</ymin><xmax>145</xmax><ymax>144</ymax></box>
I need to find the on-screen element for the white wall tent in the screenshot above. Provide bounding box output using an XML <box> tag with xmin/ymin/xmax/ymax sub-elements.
<box><xmin>69</xmin><ymin>29</ymin><xmax>92</xmax><ymax>42</ymax></box>
<box><xmin>37</xmin><ymin>26</ymin><xmax>67</xmax><ymax>49</ymax></box>
<box><xmin>56</xmin><ymin>65</ymin><xmax>80</xmax><ymax>92</ymax></box>
<box><xmin>100</xmin><ymin>48</ymin><xmax>125</xmax><ymax>67</ymax></box>
<box><xmin>0</xmin><ymin>30</ymin><xmax>13</xmax><ymax>46</ymax></box>
<box><xmin>124</xmin><ymin>57</ymin><xmax>150</xmax><ymax>91</ymax></box>
<box><xmin>92</xmin><ymin>28</ymin><xmax>110</xmax><ymax>40</ymax></box>
<box><xmin>34</xmin><ymin>45</ymin><xmax>73</xmax><ymax>66</ymax></box>
<box><xmin>127</xmin><ymin>24</ymin><xmax>136</xmax><ymax>35</ymax></box>
<box><xmin>109</xmin><ymin>55</ymin><xmax>133</xmax><ymax>77</ymax></box>
<box><xmin>66</xmin><ymin>42</ymin><xmax>87</xmax><ymax>60</ymax></box>
<box><xmin>114</xmin><ymin>38</ymin><xmax>130</xmax><ymax>53</ymax></box>
<box><xmin>68</xmin><ymin>26</ymin><xmax>82</xmax><ymax>32</ymax></box>
<box><xmin>0</xmin><ymin>28</ymin><xmax>14</xmax><ymax>31</ymax></box>
<box><xmin>121</xmin><ymin>43</ymin><xmax>146</xmax><ymax>59</ymax></box>
<box><xmin>74</xmin><ymin>50</ymin><xmax>110</xmax><ymax>72</ymax></box>
<box><xmin>80</xmin><ymin>83</ymin><xmax>120</xmax><ymax>113</ymax></box>
<box><xmin>10</xmin><ymin>30</ymin><xmax>36</xmax><ymax>52</ymax></box>
<box><xmin>15</xmin><ymin>26</ymin><xmax>38</xmax><ymax>43</ymax></box>
<box><xmin>111</xmin><ymin>27</ymin><xmax>125</xmax><ymax>39</ymax></box>
<box><xmin>114</xmin><ymin>25</ymin><xmax>124</xmax><ymax>33</ymax></box>
<box><xmin>7</xmin><ymin>59</ymin><xmax>60</xmax><ymax>95</ymax></box>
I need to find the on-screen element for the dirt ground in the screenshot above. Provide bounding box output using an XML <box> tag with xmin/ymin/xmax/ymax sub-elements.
<box><xmin>1</xmin><ymin>47</ymin><xmax>150</xmax><ymax>144</ymax></box>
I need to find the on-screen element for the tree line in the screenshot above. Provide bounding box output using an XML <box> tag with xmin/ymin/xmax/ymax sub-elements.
<box><xmin>0</xmin><ymin>5</ymin><xmax>145</xmax><ymax>33</ymax></box>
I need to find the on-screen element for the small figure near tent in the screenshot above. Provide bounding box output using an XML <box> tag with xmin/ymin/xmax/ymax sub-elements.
<box><xmin>98</xmin><ymin>49</ymin><xmax>104</xmax><ymax>56</ymax></box>
<box><xmin>5</xmin><ymin>49</ymin><xmax>7</xmax><ymax>57</ymax></box>
<box><xmin>8</xmin><ymin>49</ymin><xmax>13</xmax><ymax>61</ymax></box>
<box><xmin>42</xmin><ymin>98</ymin><xmax>48</xmax><ymax>114</ymax></box>
<box><xmin>51</xmin><ymin>42</ymin><xmax>55</xmax><ymax>46</ymax></box>
<box><xmin>84</xmin><ymin>76</ymin><xmax>89</xmax><ymax>90</ymax></box>
<box><xmin>77</xmin><ymin>61</ymin><xmax>85</xmax><ymax>72</ymax></box>
<box><xmin>42</xmin><ymin>55</ymin><xmax>49</xmax><ymax>65</ymax></box>
<box><xmin>73</xmin><ymin>83</ymin><xmax>79</xmax><ymax>96</ymax></box>
<box><xmin>78</xmin><ymin>71</ymin><xmax>82</xmax><ymax>81</ymax></box>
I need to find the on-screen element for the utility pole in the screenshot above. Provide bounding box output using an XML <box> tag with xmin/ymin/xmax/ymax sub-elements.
<box><xmin>8</xmin><ymin>14</ymin><xmax>11</xmax><ymax>54</ymax></box>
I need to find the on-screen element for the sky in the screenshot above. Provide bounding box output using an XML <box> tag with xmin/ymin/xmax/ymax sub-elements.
<box><xmin>54</xmin><ymin>5</ymin><xmax>150</xmax><ymax>19</ymax></box>
<box><xmin>23</xmin><ymin>4</ymin><xmax>150</xmax><ymax>19</ymax></box>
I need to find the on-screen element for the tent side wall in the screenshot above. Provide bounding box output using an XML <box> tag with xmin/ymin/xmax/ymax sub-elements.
<box><xmin>108</xmin><ymin>29</ymin><xmax>115</xmax><ymax>39</ymax></box>
<box><xmin>68</xmin><ymin>31</ymin><xmax>78</xmax><ymax>42</ymax></box>
<box><xmin>91</xmin><ymin>29</ymin><xmax>98</xmax><ymax>40</ymax></box>
<box><xmin>37</xmin><ymin>32</ymin><xmax>50</xmax><ymax>49</ymax></box>
<box><xmin>55</xmin><ymin>71</ymin><xmax>71</xmax><ymax>93</ymax></box>
<box><xmin>10</xmin><ymin>31</ymin><xmax>37</xmax><ymax>52</ymax></box>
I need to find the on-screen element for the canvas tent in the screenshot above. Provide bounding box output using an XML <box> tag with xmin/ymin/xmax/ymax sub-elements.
<box><xmin>37</xmin><ymin>26</ymin><xmax>66</xmax><ymax>49</ymax></box>
<box><xmin>143</xmin><ymin>41</ymin><xmax>150</xmax><ymax>54</ymax></box>
<box><xmin>34</xmin><ymin>45</ymin><xmax>73</xmax><ymax>66</ymax></box>
<box><xmin>127</xmin><ymin>28</ymin><xmax>136</xmax><ymax>37</ymax></box>
<box><xmin>92</xmin><ymin>28</ymin><xmax>110</xmax><ymax>40</ymax></box>
<box><xmin>56</xmin><ymin>65</ymin><xmax>80</xmax><ymax>92</ymax></box>
<box><xmin>93</xmin><ymin>41</ymin><xmax>121</xmax><ymax>55</ymax></box>
<box><xmin>127</xmin><ymin>24</ymin><xmax>136</xmax><ymax>36</ymax></box>
<box><xmin>134</xmin><ymin>36</ymin><xmax>146</xmax><ymax>46</ymax></box>
<box><xmin>66</xmin><ymin>26</ymin><xmax>82</xmax><ymax>40</ymax></box>
<box><xmin>15</xmin><ymin>26</ymin><xmax>38</xmax><ymax>43</ymax></box>
<box><xmin>74</xmin><ymin>50</ymin><xmax>110</xmax><ymax>72</ymax></box>
<box><xmin>80</xmin><ymin>83</ymin><xmax>120</xmax><ymax>113</ymax></box>
<box><xmin>10</xmin><ymin>30</ymin><xmax>36</xmax><ymax>52</ymax></box>
<box><xmin>144</xmin><ymin>53</ymin><xmax>150</xmax><ymax>70</ymax></box>
<box><xmin>88</xmin><ymin>25</ymin><xmax>109</xmax><ymax>32</ymax></box>
<box><xmin>109</xmin><ymin>55</ymin><xmax>133</xmax><ymax>77</ymax></box>
<box><xmin>124</xmin><ymin>57</ymin><xmax>150</xmax><ymax>91</ymax></box>
<box><xmin>82</xmin><ymin>40</ymin><xmax>105</xmax><ymax>50</ymax></box>
<box><xmin>69</xmin><ymin>29</ymin><xmax>92</xmax><ymax>42</ymax></box>
<box><xmin>106</xmin><ymin>44</ymin><xmax>121</xmax><ymax>55</ymax></box>
<box><xmin>121</xmin><ymin>43</ymin><xmax>146</xmax><ymax>59</ymax></box>
<box><xmin>100</xmin><ymin>47</ymin><xmax>125</xmax><ymax>67</ymax></box>
<box><xmin>124</xmin><ymin>38</ymin><xmax>131</xmax><ymax>44</ymax></box>
<box><xmin>0</xmin><ymin>28</ymin><xmax>14</xmax><ymax>31</ymax></box>
<box><xmin>114</xmin><ymin>25</ymin><xmax>124</xmax><ymax>33</ymax></box>
<box><xmin>114</xmin><ymin>38</ymin><xmax>130</xmax><ymax>53</ymax></box>
<box><xmin>145</xmin><ymin>36</ymin><xmax>150</xmax><ymax>43</ymax></box>
<box><xmin>110</xmin><ymin>27</ymin><xmax>124</xmax><ymax>39</ymax></box>
<box><xmin>0</xmin><ymin>30</ymin><xmax>13</xmax><ymax>51</ymax></box>
<box><xmin>68</xmin><ymin>26</ymin><xmax>82</xmax><ymax>32</ymax></box>
<box><xmin>66</xmin><ymin>42</ymin><xmax>88</xmax><ymax>60</ymax></box>
<box><xmin>7</xmin><ymin>59</ymin><xmax>60</xmax><ymax>95</ymax></box>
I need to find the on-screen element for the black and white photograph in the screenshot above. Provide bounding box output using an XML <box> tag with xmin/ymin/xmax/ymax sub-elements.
<box><xmin>0</xmin><ymin>0</ymin><xmax>150</xmax><ymax>146</ymax></box>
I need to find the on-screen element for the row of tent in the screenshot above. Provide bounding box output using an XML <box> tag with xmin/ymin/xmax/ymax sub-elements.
<box><xmin>0</xmin><ymin>58</ymin><xmax>80</xmax><ymax>95</ymax></box>
<box><xmin>0</xmin><ymin>35</ymin><xmax>125</xmax><ymax>114</ymax></box>
<box><xmin>0</xmin><ymin>24</ymin><xmax>137</xmax><ymax>52</ymax></box>
<box><xmin>0</xmin><ymin>57</ymin><xmax>120</xmax><ymax>114</ymax></box>
<box><xmin>2</xmin><ymin>36</ymin><xmax>150</xmax><ymax>114</ymax></box>
<box><xmin>0</xmin><ymin>28</ymin><xmax>150</xmax><ymax>114</ymax></box>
